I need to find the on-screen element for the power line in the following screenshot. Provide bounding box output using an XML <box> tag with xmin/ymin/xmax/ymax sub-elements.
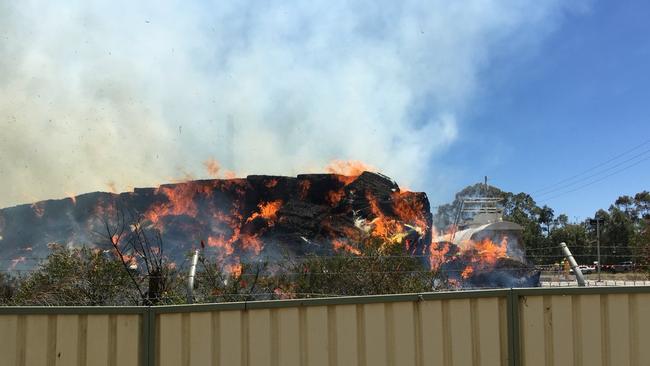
<box><xmin>535</xmin><ymin>147</ymin><xmax>650</xmax><ymax>199</ymax></box>
<box><xmin>538</xmin><ymin>155</ymin><xmax>650</xmax><ymax>202</ymax></box>
<box><xmin>532</xmin><ymin>139</ymin><xmax>650</xmax><ymax>195</ymax></box>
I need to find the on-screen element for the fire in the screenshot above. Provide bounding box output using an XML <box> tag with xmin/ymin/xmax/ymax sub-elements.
<box><xmin>204</xmin><ymin>158</ymin><xmax>221</xmax><ymax>178</ymax></box>
<box><xmin>226</xmin><ymin>263</ymin><xmax>242</xmax><ymax>278</ymax></box>
<box><xmin>471</xmin><ymin>236</ymin><xmax>508</xmax><ymax>264</ymax></box>
<box><xmin>325</xmin><ymin>160</ymin><xmax>376</xmax><ymax>186</ymax></box>
<box><xmin>429</xmin><ymin>242</ymin><xmax>450</xmax><ymax>271</ymax></box>
<box><xmin>325</xmin><ymin>159</ymin><xmax>375</xmax><ymax>176</ymax></box>
<box><xmin>391</xmin><ymin>192</ymin><xmax>427</xmax><ymax>230</ymax></box>
<box><xmin>326</xmin><ymin>189</ymin><xmax>345</xmax><ymax>206</ymax></box>
<box><xmin>332</xmin><ymin>239</ymin><xmax>361</xmax><ymax>255</ymax></box>
<box><xmin>298</xmin><ymin>179</ymin><xmax>311</xmax><ymax>199</ymax></box>
<box><xmin>144</xmin><ymin>183</ymin><xmax>201</xmax><ymax>225</ymax></box>
<box><xmin>461</xmin><ymin>266</ymin><xmax>474</xmax><ymax>279</ymax></box>
<box><xmin>365</xmin><ymin>192</ymin><xmax>405</xmax><ymax>240</ymax></box>
<box><xmin>241</xmin><ymin>234</ymin><xmax>263</xmax><ymax>255</ymax></box>
<box><xmin>207</xmin><ymin>236</ymin><xmax>235</xmax><ymax>256</ymax></box>
<box><xmin>246</xmin><ymin>200</ymin><xmax>283</xmax><ymax>223</ymax></box>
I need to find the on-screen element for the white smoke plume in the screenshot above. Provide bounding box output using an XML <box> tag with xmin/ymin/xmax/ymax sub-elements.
<box><xmin>0</xmin><ymin>1</ymin><xmax>580</xmax><ymax>208</ymax></box>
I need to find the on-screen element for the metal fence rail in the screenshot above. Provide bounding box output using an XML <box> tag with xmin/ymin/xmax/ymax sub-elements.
<box><xmin>1</xmin><ymin>287</ymin><xmax>649</xmax><ymax>366</ymax></box>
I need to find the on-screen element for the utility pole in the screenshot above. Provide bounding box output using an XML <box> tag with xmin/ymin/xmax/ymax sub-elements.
<box><xmin>589</xmin><ymin>217</ymin><xmax>604</xmax><ymax>282</ymax></box>
<box><xmin>597</xmin><ymin>219</ymin><xmax>601</xmax><ymax>281</ymax></box>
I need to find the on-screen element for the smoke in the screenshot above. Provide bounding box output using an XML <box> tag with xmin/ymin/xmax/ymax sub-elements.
<box><xmin>0</xmin><ymin>1</ymin><xmax>580</xmax><ymax>208</ymax></box>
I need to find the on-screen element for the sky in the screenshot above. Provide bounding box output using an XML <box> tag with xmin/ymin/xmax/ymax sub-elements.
<box><xmin>443</xmin><ymin>0</ymin><xmax>650</xmax><ymax>220</ymax></box>
<box><xmin>1</xmin><ymin>0</ymin><xmax>648</xmax><ymax>221</ymax></box>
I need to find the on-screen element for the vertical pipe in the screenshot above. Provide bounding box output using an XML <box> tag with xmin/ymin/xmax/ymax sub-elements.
<box><xmin>186</xmin><ymin>249</ymin><xmax>199</xmax><ymax>303</ymax></box>
<box><xmin>596</xmin><ymin>219</ymin><xmax>601</xmax><ymax>281</ymax></box>
<box><xmin>560</xmin><ymin>242</ymin><xmax>586</xmax><ymax>286</ymax></box>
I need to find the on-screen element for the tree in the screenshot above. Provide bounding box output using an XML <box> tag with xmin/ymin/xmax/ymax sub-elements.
<box><xmin>103</xmin><ymin>208</ymin><xmax>184</xmax><ymax>305</ymax></box>
<box><xmin>190</xmin><ymin>235</ymin><xmax>438</xmax><ymax>302</ymax></box>
<box><xmin>554</xmin><ymin>214</ymin><xmax>569</xmax><ymax>228</ymax></box>
<box><xmin>537</xmin><ymin>205</ymin><xmax>555</xmax><ymax>235</ymax></box>
<box><xmin>13</xmin><ymin>245</ymin><xmax>135</xmax><ymax>306</ymax></box>
<box><xmin>273</xmin><ymin>237</ymin><xmax>437</xmax><ymax>297</ymax></box>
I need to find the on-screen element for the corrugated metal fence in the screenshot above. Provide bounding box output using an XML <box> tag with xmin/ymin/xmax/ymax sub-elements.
<box><xmin>1</xmin><ymin>287</ymin><xmax>649</xmax><ymax>366</ymax></box>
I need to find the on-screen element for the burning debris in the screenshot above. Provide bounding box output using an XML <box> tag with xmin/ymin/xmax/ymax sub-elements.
<box><xmin>431</xmin><ymin>198</ymin><xmax>540</xmax><ymax>288</ymax></box>
<box><xmin>0</xmin><ymin>171</ymin><xmax>539</xmax><ymax>289</ymax></box>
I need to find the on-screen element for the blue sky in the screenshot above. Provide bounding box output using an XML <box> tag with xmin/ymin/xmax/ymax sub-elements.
<box><xmin>438</xmin><ymin>1</ymin><xmax>650</xmax><ymax>220</ymax></box>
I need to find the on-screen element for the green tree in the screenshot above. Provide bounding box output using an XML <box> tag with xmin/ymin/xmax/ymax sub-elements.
<box><xmin>276</xmin><ymin>237</ymin><xmax>437</xmax><ymax>297</ymax></box>
<box><xmin>537</xmin><ymin>205</ymin><xmax>555</xmax><ymax>235</ymax></box>
<box><xmin>13</xmin><ymin>245</ymin><xmax>136</xmax><ymax>306</ymax></box>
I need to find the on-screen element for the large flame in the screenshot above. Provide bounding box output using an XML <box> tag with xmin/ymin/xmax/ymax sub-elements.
<box><xmin>246</xmin><ymin>200</ymin><xmax>283</xmax><ymax>223</ymax></box>
<box><xmin>325</xmin><ymin>159</ymin><xmax>375</xmax><ymax>176</ymax></box>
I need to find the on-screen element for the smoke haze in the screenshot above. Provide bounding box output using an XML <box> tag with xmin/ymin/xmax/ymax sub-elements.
<box><xmin>0</xmin><ymin>1</ymin><xmax>581</xmax><ymax>208</ymax></box>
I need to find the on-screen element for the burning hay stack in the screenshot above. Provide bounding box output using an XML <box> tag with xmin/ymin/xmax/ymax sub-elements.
<box><xmin>0</xmin><ymin>172</ymin><xmax>430</xmax><ymax>269</ymax></box>
<box><xmin>0</xmin><ymin>171</ymin><xmax>539</xmax><ymax>288</ymax></box>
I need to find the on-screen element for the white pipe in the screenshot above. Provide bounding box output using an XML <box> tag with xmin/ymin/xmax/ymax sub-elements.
<box><xmin>186</xmin><ymin>249</ymin><xmax>199</xmax><ymax>303</ymax></box>
<box><xmin>560</xmin><ymin>242</ymin><xmax>586</xmax><ymax>287</ymax></box>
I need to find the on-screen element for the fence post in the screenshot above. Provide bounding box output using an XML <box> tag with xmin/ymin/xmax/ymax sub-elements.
<box><xmin>507</xmin><ymin>289</ymin><xmax>521</xmax><ymax>366</ymax></box>
<box><xmin>146</xmin><ymin>307</ymin><xmax>156</xmax><ymax>366</ymax></box>
<box><xmin>141</xmin><ymin>307</ymin><xmax>149</xmax><ymax>366</ymax></box>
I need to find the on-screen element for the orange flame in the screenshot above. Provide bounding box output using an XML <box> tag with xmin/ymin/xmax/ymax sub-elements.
<box><xmin>207</xmin><ymin>236</ymin><xmax>235</xmax><ymax>256</ymax></box>
<box><xmin>332</xmin><ymin>239</ymin><xmax>361</xmax><ymax>255</ymax></box>
<box><xmin>246</xmin><ymin>200</ymin><xmax>283</xmax><ymax>223</ymax></box>
<box><xmin>226</xmin><ymin>263</ymin><xmax>242</xmax><ymax>278</ymax></box>
<box><xmin>203</xmin><ymin>158</ymin><xmax>221</xmax><ymax>178</ymax></box>
<box><xmin>429</xmin><ymin>242</ymin><xmax>450</xmax><ymax>271</ymax></box>
<box><xmin>326</xmin><ymin>189</ymin><xmax>345</xmax><ymax>206</ymax></box>
<box><xmin>365</xmin><ymin>192</ymin><xmax>404</xmax><ymax>239</ymax></box>
<box><xmin>466</xmin><ymin>236</ymin><xmax>508</xmax><ymax>265</ymax></box>
<box><xmin>461</xmin><ymin>266</ymin><xmax>474</xmax><ymax>279</ymax></box>
<box><xmin>391</xmin><ymin>192</ymin><xmax>427</xmax><ymax>230</ymax></box>
<box><xmin>241</xmin><ymin>234</ymin><xmax>263</xmax><ymax>255</ymax></box>
<box><xmin>325</xmin><ymin>159</ymin><xmax>375</xmax><ymax>176</ymax></box>
<box><xmin>144</xmin><ymin>183</ymin><xmax>201</xmax><ymax>226</ymax></box>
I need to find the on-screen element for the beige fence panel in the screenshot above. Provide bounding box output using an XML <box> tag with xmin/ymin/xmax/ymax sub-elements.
<box><xmin>0</xmin><ymin>310</ymin><xmax>144</xmax><ymax>366</ymax></box>
<box><xmin>154</xmin><ymin>292</ymin><xmax>509</xmax><ymax>366</ymax></box>
<box><xmin>518</xmin><ymin>290</ymin><xmax>650</xmax><ymax>366</ymax></box>
<box><xmin>4</xmin><ymin>287</ymin><xmax>650</xmax><ymax>366</ymax></box>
